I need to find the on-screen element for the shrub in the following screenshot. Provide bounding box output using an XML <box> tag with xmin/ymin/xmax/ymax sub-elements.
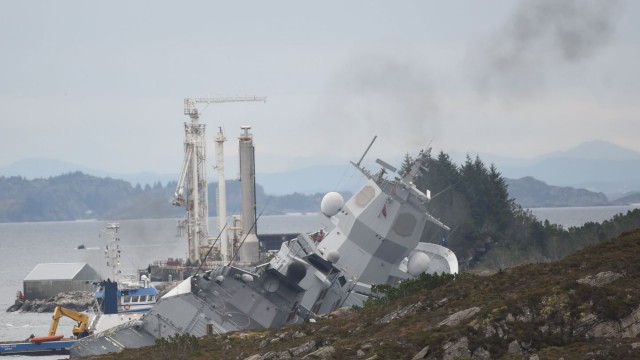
<box><xmin>154</xmin><ymin>333</ymin><xmax>201</xmax><ymax>359</ymax></box>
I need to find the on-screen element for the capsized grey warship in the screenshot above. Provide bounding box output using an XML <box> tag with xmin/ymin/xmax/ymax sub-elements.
<box><xmin>70</xmin><ymin>145</ymin><xmax>458</xmax><ymax>357</ymax></box>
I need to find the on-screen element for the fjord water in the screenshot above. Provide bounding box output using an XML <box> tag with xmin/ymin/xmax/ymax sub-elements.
<box><xmin>529</xmin><ymin>204</ymin><xmax>640</xmax><ymax>228</ymax></box>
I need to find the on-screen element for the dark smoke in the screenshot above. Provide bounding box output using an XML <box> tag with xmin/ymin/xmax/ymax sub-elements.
<box><xmin>315</xmin><ymin>53</ymin><xmax>440</xmax><ymax>152</ymax></box>
<box><xmin>472</xmin><ymin>0</ymin><xmax>618</xmax><ymax>95</ymax></box>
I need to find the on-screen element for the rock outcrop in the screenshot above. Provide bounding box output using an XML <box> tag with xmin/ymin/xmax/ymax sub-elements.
<box><xmin>577</xmin><ymin>271</ymin><xmax>624</xmax><ymax>287</ymax></box>
<box><xmin>6</xmin><ymin>291</ymin><xmax>93</xmax><ymax>313</ymax></box>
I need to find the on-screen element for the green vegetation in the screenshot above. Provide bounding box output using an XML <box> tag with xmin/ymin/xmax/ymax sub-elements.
<box><xmin>0</xmin><ymin>172</ymin><xmax>332</xmax><ymax>222</ymax></box>
<box><xmin>407</xmin><ymin>151</ymin><xmax>640</xmax><ymax>270</ymax></box>
<box><xmin>153</xmin><ymin>333</ymin><xmax>201</xmax><ymax>359</ymax></box>
<box><xmin>363</xmin><ymin>272</ymin><xmax>457</xmax><ymax>307</ymax></box>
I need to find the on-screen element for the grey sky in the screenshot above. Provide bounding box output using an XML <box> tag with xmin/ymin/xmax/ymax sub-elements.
<box><xmin>1</xmin><ymin>0</ymin><xmax>638</xmax><ymax>176</ymax></box>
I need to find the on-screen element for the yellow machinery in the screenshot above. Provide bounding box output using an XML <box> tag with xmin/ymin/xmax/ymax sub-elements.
<box><xmin>48</xmin><ymin>306</ymin><xmax>92</xmax><ymax>338</ymax></box>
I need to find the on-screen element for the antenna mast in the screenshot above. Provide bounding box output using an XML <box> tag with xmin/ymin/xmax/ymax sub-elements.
<box><xmin>103</xmin><ymin>223</ymin><xmax>121</xmax><ymax>280</ymax></box>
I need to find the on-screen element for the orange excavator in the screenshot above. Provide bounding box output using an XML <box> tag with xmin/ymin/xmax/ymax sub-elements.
<box><xmin>47</xmin><ymin>306</ymin><xmax>92</xmax><ymax>339</ymax></box>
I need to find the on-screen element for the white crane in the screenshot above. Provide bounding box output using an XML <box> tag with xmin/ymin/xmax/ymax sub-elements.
<box><xmin>173</xmin><ymin>96</ymin><xmax>266</xmax><ymax>265</ymax></box>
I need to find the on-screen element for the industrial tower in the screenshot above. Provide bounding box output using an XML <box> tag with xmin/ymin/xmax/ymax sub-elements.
<box><xmin>236</xmin><ymin>126</ymin><xmax>260</xmax><ymax>263</ymax></box>
<box><xmin>173</xmin><ymin>96</ymin><xmax>266</xmax><ymax>265</ymax></box>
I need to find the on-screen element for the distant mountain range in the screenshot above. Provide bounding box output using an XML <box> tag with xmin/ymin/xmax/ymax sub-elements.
<box><xmin>1</xmin><ymin>140</ymin><xmax>639</xmax><ymax>201</ymax></box>
<box><xmin>484</xmin><ymin>140</ymin><xmax>640</xmax><ymax>196</ymax></box>
<box><xmin>506</xmin><ymin>177</ymin><xmax>609</xmax><ymax>208</ymax></box>
<box><xmin>0</xmin><ymin>158</ymin><xmax>353</xmax><ymax>195</ymax></box>
<box><xmin>0</xmin><ymin>158</ymin><xmax>179</xmax><ymax>187</ymax></box>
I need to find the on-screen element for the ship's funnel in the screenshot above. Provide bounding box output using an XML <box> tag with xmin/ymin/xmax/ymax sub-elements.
<box><xmin>238</xmin><ymin>126</ymin><xmax>260</xmax><ymax>263</ymax></box>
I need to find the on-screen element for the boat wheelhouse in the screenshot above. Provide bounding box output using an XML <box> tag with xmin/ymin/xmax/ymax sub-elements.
<box><xmin>94</xmin><ymin>281</ymin><xmax>158</xmax><ymax>313</ymax></box>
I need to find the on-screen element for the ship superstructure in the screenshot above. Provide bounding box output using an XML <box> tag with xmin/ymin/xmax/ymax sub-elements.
<box><xmin>70</xmin><ymin>142</ymin><xmax>457</xmax><ymax>358</ymax></box>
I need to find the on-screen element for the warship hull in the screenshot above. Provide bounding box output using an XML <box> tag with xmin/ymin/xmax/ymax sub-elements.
<box><xmin>71</xmin><ymin>145</ymin><xmax>458</xmax><ymax>358</ymax></box>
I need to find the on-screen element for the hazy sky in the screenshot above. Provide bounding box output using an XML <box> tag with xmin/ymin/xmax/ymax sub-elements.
<box><xmin>1</xmin><ymin>0</ymin><xmax>638</xmax><ymax>176</ymax></box>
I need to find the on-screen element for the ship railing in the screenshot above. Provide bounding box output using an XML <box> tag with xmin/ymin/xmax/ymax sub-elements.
<box><xmin>87</xmin><ymin>300</ymin><xmax>103</xmax><ymax>331</ymax></box>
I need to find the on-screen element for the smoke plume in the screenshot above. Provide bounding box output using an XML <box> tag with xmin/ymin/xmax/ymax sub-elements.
<box><xmin>472</xmin><ymin>0</ymin><xmax>618</xmax><ymax>96</ymax></box>
<box><xmin>314</xmin><ymin>52</ymin><xmax>440</xmax><ymax>155</ymax></box>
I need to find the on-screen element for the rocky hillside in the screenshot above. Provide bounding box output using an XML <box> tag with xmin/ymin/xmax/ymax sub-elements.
<box><xmin>82</xmin><ymin>229</ymin><xmax>640</xmax><ymax>360</ymax></box>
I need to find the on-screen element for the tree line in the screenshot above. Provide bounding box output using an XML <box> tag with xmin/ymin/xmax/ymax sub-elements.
<box><xmin>0</xmin><ymin>172</ymin><xmax>329</xmax><ymax>223</ymax></box>
<box><xmin>405</xmin><ymin>151</ymin><xmax>640</xmax><ymax>271</ymax></box>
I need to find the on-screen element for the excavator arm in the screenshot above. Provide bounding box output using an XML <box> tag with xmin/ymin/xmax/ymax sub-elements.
<box><xmin>48</xmin><ymin>306</ymin><xmax>92</xmax><ymax>338</ymax></box>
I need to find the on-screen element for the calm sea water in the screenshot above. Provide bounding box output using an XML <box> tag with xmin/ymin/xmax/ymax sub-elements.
<box><xmin>529</xmin><ymin>204</ymin><xmax>640</xmax><ymax>228</ymax></box>
<box><xmin>1</xmin><ymin>206</ymin><xmax>639</xmax><ymax>357</ymax></box>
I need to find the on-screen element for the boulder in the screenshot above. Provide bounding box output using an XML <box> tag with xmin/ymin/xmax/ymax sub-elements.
<box><xmin>443</xmin><ymin>337</ymin><xmax>470</xmax><ymax>360</ymax></box>
<box><xmin>438</xmin><ymin>307</ymin><xmax>481</xmax><ymax>327</ymax></box>
<box><xmin>577</xmin><ymin>271</ymin><xmax>624</xmax><ymax>287</ymax></box>
<box><xmin>302</xmin><ymin>346</ymin><xmax>335</xmax><ymax>359</ymax></box>
<box><xmin>411</xmin><ymin>345</ymin><xmax>429</xmax><ymax>359</ymax></box>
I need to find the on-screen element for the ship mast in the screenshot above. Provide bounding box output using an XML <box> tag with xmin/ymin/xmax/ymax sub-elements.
<box><xmin>173</xmin><ymin>96</ymin><xmax>266</xmax><ymax>265</ymax></box>
<box><xmin>103</xmin><ymin>223</ymin><xmax>121</xmax><ymax>281</ymax></box>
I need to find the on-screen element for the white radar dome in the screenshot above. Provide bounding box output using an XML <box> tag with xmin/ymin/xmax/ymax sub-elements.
<box><xmin>326</xmin><ymin>250</ymin><xmax>340</xmax><ymax>264</ymax></box>
<box><xmin>321</xmin><ymin>192</ymin><xmax>344</xmax><ymax>217</ymax></box>
<box><xmin>407</xmin><ymin>251</ymin><xmax>431</xmax><ymax>276</ymax></box>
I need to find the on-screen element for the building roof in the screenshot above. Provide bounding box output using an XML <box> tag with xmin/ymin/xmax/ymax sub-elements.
<box><xmin>24</xmin><ymin>262</ymin><xmax>92</xmax><ymax>281</ymax></box>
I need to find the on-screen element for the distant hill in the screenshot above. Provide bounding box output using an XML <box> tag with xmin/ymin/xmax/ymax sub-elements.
<box><xmin>0</xmin><ymin>172</ymin><xmax>181</xmax><ymax>222</ymax></box>
<box><xmin>0</xmin><ymin>172</ymin><xmax>335</xmax><ymax>223</ymax></box>
<box><xmin>610</xmin><ymin>191</ymin><xmax>640</xmax><ymax>205</ymax></box>
<box><xmin>0</xmin><ymin>158</ymin><xmax>352</xmax><ymax>195</ymax></box>
<box><xmin>539</xmin><ymin>140</ymin><xmax>640</xmax><ymax>161</ymax></box>
<box><xmin>3</xmin><ymin>140</ymin><xmax>639</xmax><ymax>215</ymax></box>
<box><xmin>0</xmin><ymin>158</ymin><xmax>99</xmax><ymax>179</ymax></box>
<box><xmin>3</xmin><ymin>140</ymin><xmax>640</xmax><ymax>196</ymax></box>
<box><xmin>506</xmin><ymin>176</ymin><xmax>609</xmax><ymax>208</ymax></box>
<box><xmin>495</xmin><ymin>140</ymin><xmax>640</xmax><ymax>194</ymax></box>
<box><xmin>0</xmin><ymin>158</ymin><xmax>178</xmax><ymax>187</ymax></box>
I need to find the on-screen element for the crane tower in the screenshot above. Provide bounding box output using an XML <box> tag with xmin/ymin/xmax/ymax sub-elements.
<box><xmin>173</xmin><ymin>96</ymin><xmax>266</xmax><ymax>265</ymax></box>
